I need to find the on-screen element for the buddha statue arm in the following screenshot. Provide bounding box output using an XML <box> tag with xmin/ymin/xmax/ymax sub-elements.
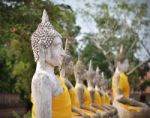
<box><xmin>89</xmin><ymin>91</ymin><xmax>106</xmax><ymax>111</ymax></box>
<box><xmin>71</xmin><ymin>106</ymin><xmax>90</xmax><ymax>117</ymax></box>
<box><xmin>32</xmin><ymin>74</ymin><xmax>52</xmax><ymax>118</ymax></box>
<box><xmin>118</xmin><ymin>96</ymin><xmax>147</xmax><ymax>107</ymax></box>
<box><xmin>77</xmin><ymin>87</ymin><xmax>97</xmax><ymax>113</ymax></box>
<box><xmin>64</xmin><ymin>79</ymin><xmax>73</xmax><ymax>89</ymax></box>
<box><xmin>93</xmin><ymin>103</ymin><xmax>108</xmax><ymax>111</ymax></box>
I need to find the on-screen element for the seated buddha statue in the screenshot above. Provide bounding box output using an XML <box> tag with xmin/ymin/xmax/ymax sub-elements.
<box><xmin>94</xmin><ymin>67</ymin><xmax>118</xmax><ymax>117</ymax></box>
<box><xmin>86</xmin><ymin>60</ymin><xmax>115</xmax><ymax>118</ymax></box>
<box><xmin>31</xmin><ymin>10</ymin><xmax>72</xmax><ymax>118</ymax></box>
<box><xmin>74</xmin><ymin>58</ymin><xmax>100</xmax><ymax>118</ymax></box>
<box><xmin>112</xmin><ymin>45</ymin><xmax>150</xmax><ymax>118</ymax></box>
<box><xmin>60</xmin><ymin>40</ymin><xmax>94</xmax><ymax>118</ymax></box>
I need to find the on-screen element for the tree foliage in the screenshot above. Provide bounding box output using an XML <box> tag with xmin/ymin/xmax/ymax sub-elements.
<box><xmin>0</xmin><ymin>0</ymin><xmax>80</xmax><ymax>102</ymax></box>
<box><xmin>79</xmin><ymin>0</ymin><xmax>150</xmax><ymax>88</ymax></box>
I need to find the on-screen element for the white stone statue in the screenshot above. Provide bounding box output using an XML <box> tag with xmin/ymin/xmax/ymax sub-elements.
<box><xmin>74</xmin><ymin>58</ymin><xmax>99</xmax><ymax>118</ymax></box>
<box><xmin>112</xmin><ymin>45</ymin><xmax>150</xmax><ymax>118</ymax></box>
<box><xmin>86</xmin><ymin>60</ymin><xmax>110</xmax><ymax>118</ymax></box>
<box><xmin>30</xmin><ymin>10</ymin><xmax>65</xmax><ymax>118</ymax></box>
<box><xmin>94</xmin><ymin>67</ymin><xmax>118</xmax><ymax>118</ymax></box>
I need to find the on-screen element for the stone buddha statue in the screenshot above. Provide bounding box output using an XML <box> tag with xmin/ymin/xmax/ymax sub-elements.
<box><xmin>112</xmin><ymin>45</ymin><xmax>150</xmax><ymax>118</ymax></box>
<box><xmin>100</xmin><ymin>72</ymin><xmax>111</xmax><ymax>105</ymax></box>
<box><xmin>30</xmin><ymin>10</ymin><xmax>72</xmax><ymax>118</ymax></box>
<box><xmin>86</xmin><ymin>60</ymin><xmax>114</xmax><ymax>118</ymax></box>
<box><xmin>94</xmin><ymin>67</ymin><xmax>118</xmax><ymax>118</ymax></box>
<box><xmin>74</xmin><ymin>58</ymin><xmax>99</xmax><ymax>118</ymax></box>
<box><xmin>60</xmin><ymin>40</ymin><xmax>92</xmax><ymax>118</ymax></box>
<box><xmin>60</xmin><ymin>39</ymin><xmax>74</xmax><ymax>90</ymax></box>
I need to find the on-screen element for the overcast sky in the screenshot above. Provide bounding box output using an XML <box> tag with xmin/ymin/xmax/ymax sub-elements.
<box><xmin>51</xmin><ymin>0</ymin><xmax>150</xmax><ymax>61</ymax></box>
<box><xmin>51</xmin><ymin>0</ymin><xmax>150</xmax><ymax>34</ymax></box>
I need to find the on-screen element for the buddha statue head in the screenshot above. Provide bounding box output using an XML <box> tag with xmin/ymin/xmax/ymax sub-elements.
<box><xmin>86</xmin><ymin>60</ymin><xmax>96</xmax><ymax>87</ymax></box>
<box><xmin>95</xmin><ymin>67</ymin><xmax>101</xmax><ymax>88</ymax></box>
<box><xmin>116</xmin><ymin>45</ymin><xmax>129</xmax><ymax>72</ymax></box>
<box><xmin>31</xmin><ymin>10</ymin><xmax>65</xmax><ymax>67</ymax></box>
<box><xmin>60</xmin><ymin>39</ymin><xmax>73</xmax><ymax>78</ymax></box>
<box><xmin>74</xmin><ymin>57</ymin><xmax>86</xmax><ymax>81</ymax></box>
<box><xmin>118</xmin><ymin>58</ymin><xmax>129</xmax><ymax>72</ymax></box>
<box><xmin>100</xmin><ymin>72</ymin><xmax>108</xmax><ymax>90</ymax></box>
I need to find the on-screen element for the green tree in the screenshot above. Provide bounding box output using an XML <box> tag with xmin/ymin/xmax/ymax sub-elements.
<box><xmin>0</xmin><ymin>0</ymin><xmax>80</xmax><ymax>102</ymax></box>
<box><xmin>79</xmin><ymin>1</ymin><xmax>150</xmax><ymax>88</ymax></box>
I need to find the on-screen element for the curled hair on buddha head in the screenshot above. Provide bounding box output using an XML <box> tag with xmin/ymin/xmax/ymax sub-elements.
<box><xmin>30</xmin><ymin>9</ymin><xmax>62</xmax><ymax>62</ymax></box>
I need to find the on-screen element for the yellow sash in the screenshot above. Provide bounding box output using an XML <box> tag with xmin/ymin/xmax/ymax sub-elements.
<box><xmin>69</xmin><ymin>87</ymin><xmax>80</xmax><ymax>108</ymax></box>
<box><xmin>94</xmin><ymin>91</ymin><xmax>102</xmax><ymax>105</ymax></box>
<box><xmin>112</xmin><ymin>72</ymin><xmax>130</xmax><ymax>99</ymax></box>
<box><xmin>83</xmin><ymin>85</ymin><xmax>91</xmax><ymax>106</ymax></box>
<box><xmin>82</xmin><ymin>86</ymin><xmax>104</xmax><ymax>112</ymax></box>
<box><xmin>52</xmin><ymin>77</ymin><xmax>72</xmax><ymax>118</ymax></box>
<box><xmin>101</xmin><ymin>93</ymin><xmax>110</xmax><ymax>104</ymax></box>
<box><xmin>112</xmin><ymin>72</ymin><xmax>141</xmax><ymax>112</ymax></box>
<box><xmin>72</xmin><ymin>86</ymin><xmax>97</xmax><ymax>116</ymax></box>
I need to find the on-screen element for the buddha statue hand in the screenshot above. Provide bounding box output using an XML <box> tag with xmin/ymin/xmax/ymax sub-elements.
<box><xmin>82</xmin><ymin>113</ymin><xmax>90</xmax><ymax>118</ymax></box>
<box><xmin>114</xmin><ymin>94</ymin><xmax>124</xmax><ymax>101</ymax></box>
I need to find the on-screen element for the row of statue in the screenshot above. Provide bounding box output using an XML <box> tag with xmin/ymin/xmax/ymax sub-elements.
<box><xmin>30</xmin><ymin>10</ymin><xmax>150</xmax><ymax>118</ymax></box>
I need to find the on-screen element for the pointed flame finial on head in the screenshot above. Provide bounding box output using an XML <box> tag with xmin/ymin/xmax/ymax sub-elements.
<box><xmin>101</xmin><ymin>72</ymin><xmax>105</xmax><ymax>80</ymax></box>
<box><xmin>119</xmin><ymin>44</ymin><xmax>124</xmax><ymax>56</ymax></box>
<box><xmin>88</xmin><ymin>60</ymin><xmax>93</xmax><ymax>71</ymax></box>
<box><xmin>96</xmin><ymin>66</ymin><xmax>100</xmax><ymax>74</ymax></box>
<box><xmin>42</xmin><ymin>9</ymin><xmax>49</xmax><ymax>23</ymax></box>
<box><xmin>65</xmin><ymin>38</ymin><xmax>70</xmax><ymax>54</ymax></box>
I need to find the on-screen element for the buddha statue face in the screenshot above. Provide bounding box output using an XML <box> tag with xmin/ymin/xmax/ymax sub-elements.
<box><xmin>99</xmin><ymin>79</ymin><xmax>104</xmax><ymax>87</ymax></box>
<box><xmin>119</xmin><ymin>58</ymin><xmax>129</xmax><ymax>72</ymax></box>
<box><xmin>87</xmin><ymin>70</ymin><xmax>95</xmax><ymax>85</ymax></box>
<box><xmin>94</xmin><ymin>67</ymin><xmax>101</xmax><ymax>87</ymax></box>
<box><xmin>74</xmin><ymin>60</ymin><xmax>86</xmax><ymax>81</ymax></box>
<box><xmin>60</xmin><ymin>54</ymin><xmax>74</xmax><ymax>77</ymax></box>
<box><xmin>116</xmin><ymin>45</ymin><xmax>129</xmax><ymax>72</ymax></box>
<box><xmin>45</xmin><ymin>36</ymin><xmax>65</xmax><ymax>66</ymax></box>
<box><xmin>97</xmin><ymin>72</ymin><xmax>104</xmax><ymax>87</ymax></box>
